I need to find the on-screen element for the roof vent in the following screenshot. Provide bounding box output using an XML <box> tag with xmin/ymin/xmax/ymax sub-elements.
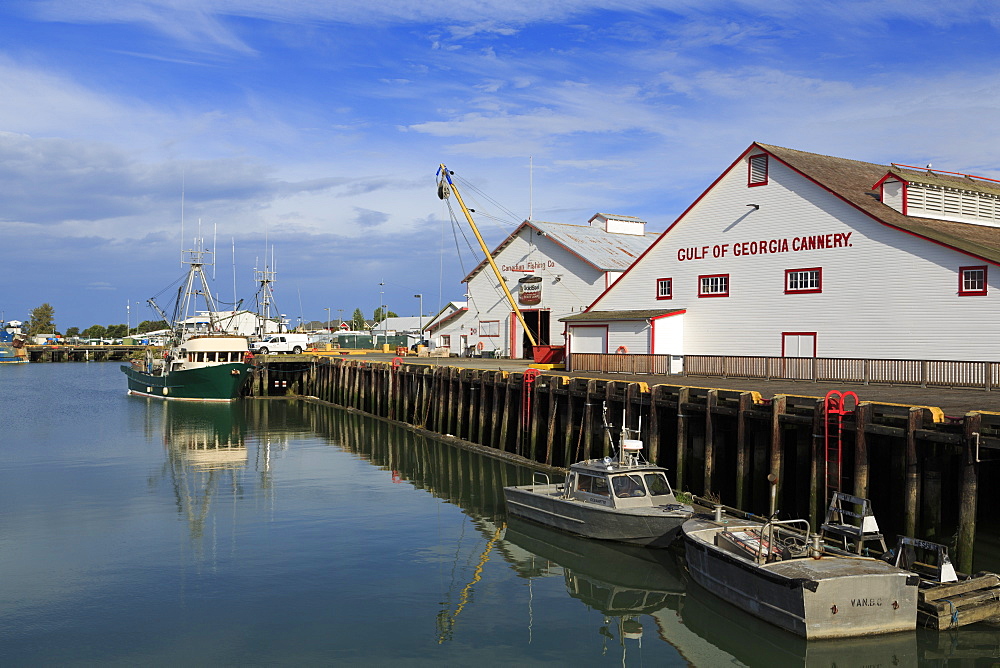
<box><xmin>876</xmin><ymin>165</ymin><xmax>1000</xmax><ymax>227</ymax></box>
<box><xmin>589</xmin><ymin>213</ymin><xmax>647</xmax><ymax>236</ymax></box>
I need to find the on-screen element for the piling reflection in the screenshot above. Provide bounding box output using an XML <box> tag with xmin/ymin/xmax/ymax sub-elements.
<box><xmin>315</xmin><ymin>403</ymin><xmax>533</xmax><ymax>521</ymax></box>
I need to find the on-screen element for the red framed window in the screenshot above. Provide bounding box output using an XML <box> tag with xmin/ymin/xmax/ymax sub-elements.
<box><xmin>748</xmin><ymin>154</ymin><xmax>768</xmax><ymax>187</ymax></box>
<box><xmin>479</xmin><ymin>320</ymin><xmax>500</xmax><ymax>337</ymax></box>
<box><xmin>959</xmin><ymin>266</ymin><xmax>987</xmax><ymax>296</ymax></box>
<box><xmin>656</xmin><ymin>277</ymin><xmax>672</xmax><ymax>300</ymax></box>
<box><xmin>785</xmin><ymin>267</ymin><xmax>822</xmax><ymax>294</ymax></box>
<box><xmin>698</xmin><ymin>274</ymin><xmax>729</xmax><ymax>298</ymax></box>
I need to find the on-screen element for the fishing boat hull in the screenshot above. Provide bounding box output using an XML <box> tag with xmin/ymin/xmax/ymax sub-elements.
<box><xmin>0</xmin><ymin>343</ymin><xmax>27</xmax><ymax>363</ymax></box>
<box><xmin>503</xmin><ymin>483</ymin><xmax>690</xmax><ymax>547</ymax></box>
<box><xmin>682</xmin><ymin>516</ymin><xmax>918</xmax><ymax>639</ymax></box>
<box><xmin>121</xmin><ymin>363</ymin><xmax>252</xmax><ymax>402</ymax></box>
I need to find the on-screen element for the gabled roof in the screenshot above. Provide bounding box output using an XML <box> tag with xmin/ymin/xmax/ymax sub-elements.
<box><xmin>756</xmin><ymin>143</ymin><xmax>1000</xmax><ymax>264</ymax></box>
<box><xmin>463</xmin><ymin>219</ymin><xmax>659</xmax><ymax>283</ymax></box>
<box><xmin>424</xmin><ymin>301</ymin><xmax>468</xmax><ymax>332</ymax></box>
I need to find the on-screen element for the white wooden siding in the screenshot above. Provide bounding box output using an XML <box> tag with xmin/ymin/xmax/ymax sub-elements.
<box><xmin>463</xmin><ymin>228</ymin><xmax>612</xmax><ymax>357</ymax></box>
<box><xmin>653</xmin><ymin>313</ymin><xmax>684</xmax><ymax>355</ymax></box>
<box><xmin>591</xmin><ymin>152</ymin><xmax>1000</xmax><ymax>361</ymax></box>
<box><xmin>568</xmin><ymin>326</ymin><xmax>606</xmax><ymax>353</ymax></box>
<box><xmin>607</xmin><ymin>321</ymin><xmax>648</xmax><ymax>354</ymax></box>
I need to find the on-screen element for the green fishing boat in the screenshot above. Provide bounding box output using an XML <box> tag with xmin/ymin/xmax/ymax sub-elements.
<box><xmin>121</xmin><ymin>241</ymin><xmax>253</xmax><ymax>402</ymax></box>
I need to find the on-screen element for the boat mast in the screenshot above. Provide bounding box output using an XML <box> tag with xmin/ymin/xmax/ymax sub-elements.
<box><xmin>437</xmin><ymin>164</ymin><xmax>537</xmax><ymax>348</ymax></box>
<box><xmin>179</xmin><ymin>240</ymin><xmax>220</xmax><ymax>332</ymax></box>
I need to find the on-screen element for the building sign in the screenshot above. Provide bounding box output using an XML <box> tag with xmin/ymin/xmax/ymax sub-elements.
<box><xmin>502</xmin><ymin>260</ymin><xmax>556</xmax><ymax>272</ymax></box>
<box><xmin>677</xmin><ymin>232</ymin><xmax>853</xmax><ymax>261</ymax></box>
<box><xmin>519</xmin><ymin>275</ymin><xmax>542</xmax><ymax>305</ymax></box>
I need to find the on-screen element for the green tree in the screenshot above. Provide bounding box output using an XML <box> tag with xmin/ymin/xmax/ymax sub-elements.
<box><xmin>27</xmin><ymin>303</ymin><xmax>55</xmax><ymax>335</ymax></box>
<box><xmin>65</xmin><ymin>326</ymin><xmax>80</xmax><ymax>338</ymax></box>
<box><xmin>136</xmin><ymin>319</ymin><xmax>168</xmax><ymax>333</ymax></box>
<box><xmin>106</xmin><ymin>323</ymin><xmax>127</xmax><ymax>338</ymax></box>
<box><xmin>82</xmin><ymin>325</ymin><xmax>107</xmax><ymax>339</ymax></box>
<box><xmin>351</xmin><ymin>308</ymin><xmax>366</xmax><ymax>330</ymax></box>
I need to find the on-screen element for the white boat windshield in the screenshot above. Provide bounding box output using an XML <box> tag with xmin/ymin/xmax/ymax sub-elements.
<box><xmin>612</xmin><ymin>475</ymin><xmax>646</xmax><ymax>498</ymax></box>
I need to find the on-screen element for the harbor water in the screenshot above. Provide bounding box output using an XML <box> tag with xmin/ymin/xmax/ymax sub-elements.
<box><xmin>2</xmin><ymin>362</ymin><xmax>999</xmax><ymax>666</ymax></box>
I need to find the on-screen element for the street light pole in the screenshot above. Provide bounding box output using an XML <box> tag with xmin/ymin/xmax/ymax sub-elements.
<box><xmin>414</xmin><ymin>294</ymin><xmax>423</xmax><ymax>336</ymax></box>
<box><xmin>324</xmin><ymin>307</ymin><xmax>330</xmax><ymax>332</ymax></box>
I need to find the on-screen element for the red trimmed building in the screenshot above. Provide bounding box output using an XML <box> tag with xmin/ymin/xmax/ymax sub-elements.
<box><xmin>565</xmin><ymin>143</ymin><xmax>1000</xmax><ymax>363</ymax></box>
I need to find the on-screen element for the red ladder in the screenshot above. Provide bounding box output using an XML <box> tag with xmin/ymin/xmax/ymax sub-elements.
<box><xmin>824</xmin><ymin>390</ymin><xmax>859</xmax><ymax>500</ymax></box>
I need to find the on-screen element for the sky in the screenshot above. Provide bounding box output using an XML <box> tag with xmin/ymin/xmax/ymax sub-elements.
<box><xmin>2</xmin><ymin>0</ymin><xmax>1000</xmax><ymax>331</ymax></box>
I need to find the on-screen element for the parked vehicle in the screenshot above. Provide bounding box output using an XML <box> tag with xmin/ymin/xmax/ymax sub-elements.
<box><xmin>250</xmin><ymin>334</ymin><xmax>310</xmax><ymax>355</ymax></box>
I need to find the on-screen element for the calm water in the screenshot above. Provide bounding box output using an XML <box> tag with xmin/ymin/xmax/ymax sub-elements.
<box><xmin>2</xmin><ymin>362</ymin><xmax>999</xmax><ymax>666</ymax></box>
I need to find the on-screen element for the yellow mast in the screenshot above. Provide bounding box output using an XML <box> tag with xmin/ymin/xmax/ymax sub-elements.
<box><xmin>437</xmin><ymin>165</ymin><xmax>538</xmax><ymax>348</ymax></box>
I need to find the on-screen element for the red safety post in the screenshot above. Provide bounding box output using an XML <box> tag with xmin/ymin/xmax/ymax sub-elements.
<box><xmin>824</xmin><ymin>390</ymin><xmax>859</xmax><ymax>501</ymax></box>
<box><xmin>522</xmin><ymin>369</ymin><xmax>542</xmax><ymax>428</ymax></box>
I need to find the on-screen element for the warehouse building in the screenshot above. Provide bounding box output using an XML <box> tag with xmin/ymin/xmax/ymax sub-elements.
<box><xmin>431</xmin><ymin>214</ymin><xmax>659</xmax><ymax>358</ymax></box>
<box><xmin>565</xmin><ymin>143</ymin><xmax>1000</xmax><ymax>365</ymax></box>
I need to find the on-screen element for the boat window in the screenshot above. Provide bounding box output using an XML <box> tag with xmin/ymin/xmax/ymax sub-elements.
<box><xmin>612</xmin><ymin>475</ymin><xmax>647</xmax><ymax>498</ymax></box>
<box><xmin>576</xmin><ymin>473</ymin><xmax>610</xmax><ymax>496</ymax></box>
<box><xmin>644</xmin><ymin>473</ymin><xmax>673</xmax><ymax>496</ymax></box>
<box><xmin>196</xmin><ymin>352</ymin><xmax>205</xmax><ymax>362</ymax></box>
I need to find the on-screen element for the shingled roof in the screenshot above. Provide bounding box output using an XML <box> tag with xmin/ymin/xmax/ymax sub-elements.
<box><xmin>757</xmin><ymin>143</ymin><xmax>1000</xmax><ymax>264</ymax></box>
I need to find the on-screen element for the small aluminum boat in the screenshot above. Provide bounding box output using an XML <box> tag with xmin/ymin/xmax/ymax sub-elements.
<box><xmin>503</xmin><ymin>404</ymin><xmax>692</xmax><ymax>547</ymax></box>
<box><xmin>682</xmin><ymin>510</ymin><xmax>918</xmax><ymax>639</ymax></box>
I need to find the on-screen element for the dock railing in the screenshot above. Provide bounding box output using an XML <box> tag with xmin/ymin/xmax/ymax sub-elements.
<box><xmin>569</xmin><ymin>353</ymin><xmax>1000</xmax><ymax>391</ymax></box>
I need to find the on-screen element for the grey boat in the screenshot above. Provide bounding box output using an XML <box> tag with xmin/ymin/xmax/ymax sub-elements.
<box><xmin>682</xmin><ymin>511</ymin><xmax>918</xmax><ymax>639</ymax></box>
<box><xmin>502</xmin><ymin>406</ymin><xmax>693</xmax><ymax>547</ymax></box>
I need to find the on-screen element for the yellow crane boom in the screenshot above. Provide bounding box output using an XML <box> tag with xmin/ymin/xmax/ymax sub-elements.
<box><xmin>437</xmin><ymin>165</ymin><xmax>538</xmax><ymax>349</ymax></box>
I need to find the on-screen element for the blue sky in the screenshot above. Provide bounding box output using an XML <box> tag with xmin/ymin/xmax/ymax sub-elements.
<box><xmin>2</xmin><ymin>0</ymin><xmax>1000</xmax><ymax>331</ymax></box>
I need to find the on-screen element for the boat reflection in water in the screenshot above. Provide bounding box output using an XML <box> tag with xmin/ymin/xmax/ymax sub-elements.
<box><xmin>502</xmin><ymin>517</ymin><xmax>696</xmax><ymax>661</ymax></box>
<box><xmin>157</xmin><ymin>401</ymin><xmax>282</xmax><ymax>544</ymax></box>
<box><xmin>681</xmin><ymin>577</ymin><xmax>919</xmax><ymax>667</ymax></box>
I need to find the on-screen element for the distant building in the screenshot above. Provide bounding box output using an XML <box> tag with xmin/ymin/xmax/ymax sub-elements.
<box><xmin>177</xmin><ymin>310</ymin><xmax>282</xmax><ymax>338</ymax></box>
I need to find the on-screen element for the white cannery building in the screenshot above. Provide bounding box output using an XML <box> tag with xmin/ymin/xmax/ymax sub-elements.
<box><xmin>436</xmin><ymin>214</ymin><xmax>659</xmax><ymax>358</ymax></box>
<box><xmin>566</xmin><ymin>143</ymin><xmax>1000</xmax><ymax>374</ymax></box>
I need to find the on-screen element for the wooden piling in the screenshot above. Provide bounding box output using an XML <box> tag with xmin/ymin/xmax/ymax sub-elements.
<box><xmin>676</xmin><ymin>387</ymin><xmax>690</xmax><ymax>492</ymax></box>
<box><xmin>904</xmin><ymin>407</ymin><xmax>921</xmax><ymax>537</ymax></box>
<box><xmin>853</xmin><ymin>402</ymin><xmax>871</xmax><ymax>499</ymax></box>
<box><xmin>735</xmin><ymin>392</ymin><xmax>752</xmax><ymax>511</ymax></box>
<box><xmin>704</xmin><ymin>389</ymin><xmax>717</xmax><ymax>495</ymax></box>
<box><xmin>770</xmin><ymin>395</ymin><xmax>787</xmax><ymax>510</ymax></box>
<box><xmin>957</xmin><ymin>412</ymin><xmax>981</xmax><ymax>574</ymax></box>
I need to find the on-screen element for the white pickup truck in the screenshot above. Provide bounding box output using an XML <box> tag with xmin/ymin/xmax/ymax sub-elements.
<box><xmin>250</xmin><ymin>334</ymin><xmax>311</xmax><ymax>355</ymax></box>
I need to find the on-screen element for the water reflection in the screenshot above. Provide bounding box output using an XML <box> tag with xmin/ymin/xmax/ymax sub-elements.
<box><xmin>145</xmin><ymin>398</ymin><xmax>1000</xmax><ymax>664</ymax></box>
<box><xmin>296</xmin><ymin>404</ymin><xmax>1000</xmax><ymax>665</ymax></box>
<box><xmin>504</xmin><ymin>517</ymin><xmax>687</xmax><ymax>661</ymax></box>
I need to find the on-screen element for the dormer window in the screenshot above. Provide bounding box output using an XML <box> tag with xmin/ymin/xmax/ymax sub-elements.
<box><xmin>748</xmin><ymin>154</ymin><xmax>768</xmax><ymax>187</ymax></box>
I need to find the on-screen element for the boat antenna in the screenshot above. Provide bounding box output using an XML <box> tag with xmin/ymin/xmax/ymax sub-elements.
<box><xmin>180</xmin><ymin>170</ymin><xmax>185</xmax><ymax>268</ymax></box>
<box><xmin>232</xmin><ymin>237</ymin><xmax>237</xmax><ymax>309</ymax></box>
<box><xmin>528</xmin><ymin>156</ymin><xmax>533</xmax><ymax>221</ymax></box>
<box><xmin>212</xmin><ymin>221</ymin><xmax>217</xmax><ymax>281</ymax></box>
